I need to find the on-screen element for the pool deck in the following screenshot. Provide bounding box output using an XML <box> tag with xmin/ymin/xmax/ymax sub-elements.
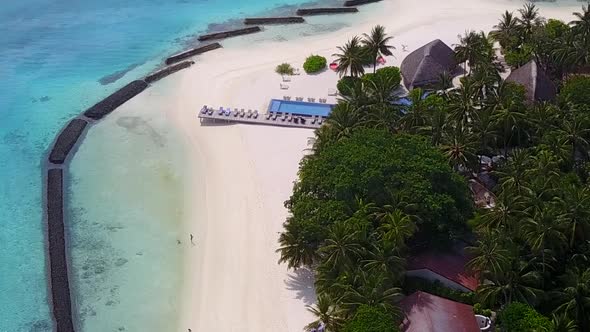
<box><xmin>198</xmin><ymin>106</ymin><xmax>325</xmax><ymax>129</ymax></box>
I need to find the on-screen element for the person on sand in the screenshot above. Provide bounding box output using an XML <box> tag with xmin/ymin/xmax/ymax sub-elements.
<box><xmin>190</xmin><ymin>233</ymin><xmax>195</xmax><ymax>245</ymax></box>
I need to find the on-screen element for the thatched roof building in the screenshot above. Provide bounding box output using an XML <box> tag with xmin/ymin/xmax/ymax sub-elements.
<box><xmin>505</xmin><ymin>60</ymin><xmax>556</xmax><ymax>102</ymax></box>
<box><xmin>401</xmin><ymin>39</ymin><xmax>456</xmax><ymax>90</ymax></box>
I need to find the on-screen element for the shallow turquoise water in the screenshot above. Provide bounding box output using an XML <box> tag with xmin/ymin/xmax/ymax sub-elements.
<box><xmin>0</xmin><ymin>0</ymin><xmax>338</xmax><ymax>331</ymax></box>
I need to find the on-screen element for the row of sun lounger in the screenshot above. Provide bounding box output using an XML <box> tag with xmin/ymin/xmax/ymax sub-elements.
<box><xmin>200</xmin><ymin>107</ymin><xmax>259</xmax><ymax>119</ymax></box>
<box><xmin>264</xmin><ymin>112</ymin><xmax>324</xmax><ymax>125</ymax></box>
<box><xmin>282</xmin><ymin>96</ymin><xmax>328</xmax><ymax>103</ymax></box>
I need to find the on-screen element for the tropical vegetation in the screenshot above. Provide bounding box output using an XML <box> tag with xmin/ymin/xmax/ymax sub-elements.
<box><xmin>304</xmin><ymin>55</ymin><xmax>328</xmax><ymax>74</ymax></box>
<box><xmin>278</xmin><ymin>4</ymin><xmax>590</xmax><ymax>331</ymax></box>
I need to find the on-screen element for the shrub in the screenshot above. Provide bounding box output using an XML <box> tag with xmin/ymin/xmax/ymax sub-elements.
<box><xmin>275</xmin><ymin>63</ymin><xmax>294</xmax><ymax>75</ymax></box>
<box><xmin>497</xmin><ymin>302</ymin><xmax>552</xmax><ymax>332</ymax></box>
<box><xmin>560</xmin><ymin>75</ymin><xmax>590</xmax><ymax>107</ymax></box>
<box><xmin>362</xmin><ymin>66</ymin><xmax>402</xmax><ymax>89</ymax></box>
<box><xmin>342</xmin><ymin>305</ymin><xmax>399</xmax><ymax>332</ymax></box>
<box><xmin>337</xmin><ymin>76</ymin><xmax>361</xmax><ymax>96</ymax></box>
<box><xmin>403</xmin><ymin>276</ymin><xmax>475</xmax><ymax>305</ymax></box>
<box><xmin>303</xmin><ymin>55</ymin><xmax>327</xmax><ymax>74</ymax></box>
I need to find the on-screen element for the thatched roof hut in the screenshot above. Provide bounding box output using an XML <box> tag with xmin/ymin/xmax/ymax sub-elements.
<box><xmin>401</xmin><ymin>39</ymin><xmax>456</xmax><ymax>90</ymax></box>
<box><xmin>505</xmin><ymin>60</ymin><xmax>556</xmax><ymax>102</ymax></box>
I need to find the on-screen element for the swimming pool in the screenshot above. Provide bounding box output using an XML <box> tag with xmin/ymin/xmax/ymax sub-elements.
<box><xmin>268</xmin><ymin>99</ymin><xmax>334</xmax><ymax>117</ymax></box>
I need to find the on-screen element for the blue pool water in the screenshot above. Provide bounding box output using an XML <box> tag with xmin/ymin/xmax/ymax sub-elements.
<box><xmin>0</xmin><ymin>0</ymin><xmax>344</xmax><ymax>331</ymax></box>
<box><xmin>269</xmin><ymin>99</ymin><xmax>334</xmax><ymax>117</ymax></box>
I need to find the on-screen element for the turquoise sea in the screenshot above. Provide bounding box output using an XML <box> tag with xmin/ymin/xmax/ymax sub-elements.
<box><xmin>0</xmin><ymin>0</ymin><xmax>341</xmax><ymax>331</ymax></box>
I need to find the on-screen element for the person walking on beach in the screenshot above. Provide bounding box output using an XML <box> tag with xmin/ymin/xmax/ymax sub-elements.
<box><xmin>190</xmin><ymin>233</ymin><xmax>195</xmax><ymax>246</ymax></box>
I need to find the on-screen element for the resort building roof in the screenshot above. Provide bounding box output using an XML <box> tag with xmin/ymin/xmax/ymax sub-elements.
<box><xmin>400</xmin><ymin>39</ymin><xmax>456</xmax><ymax>90</ymax></box>
<box><xmin>399</xmin><ymin>291</ymin><xmax>480</xmax><ymax>332</ymax></box>
<box><xmin>505</xmin><ymin>60</ymin><xmax>556</xmax><ymax>102</ymax></box>
<box><xmin>406</xmin><ymin>246</ymin><xmax>478</xmax><ymax>292</ymax></box>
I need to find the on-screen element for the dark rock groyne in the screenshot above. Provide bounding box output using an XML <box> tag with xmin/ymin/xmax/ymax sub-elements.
<box><xmin>165</xmin><ymin>43</ymin><xmax>222</xmax><ymax>65</ymax></box>
<box><xmin>49</xmin><ymin>119</ymin><xmax>88</xmax><ymax>165</ymax></box>
<box><xmin>296</xmin><ymin>7</ymin><xmax>359</xmax><ymax>15</ymax></box>
<box><xmin>83</xmin><ymin>80</ymin><xmax>148</xmax><ymax>120</ymax></box>
<box><xmin>145</xmin><ymin>61</ymin><xmax>195</xmax><ymax>83</ymax></box>
<box><xmin>197</xmin><ymin>26</ymin><xmax>262</xmax><ymax>41</ymax></box>
<box><xmin>46</xmin><ymin>168</ymin><xmax>75</xmax><ymax>332</ymax></box>
<box><xmin>344</xmin><ymin>0</ymin><xmax>381</xmax><ymax>6</ymax></box>
<box><xmin>244</xmin><ymin>17</ymin><xmax>305</xmax><ymax>25</ymax></box>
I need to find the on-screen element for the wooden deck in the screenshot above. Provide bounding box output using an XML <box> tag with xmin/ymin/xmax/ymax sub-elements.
<box><xmin>197</xmin><ymin>106</ymin><xmax>325</xmax><ymax>129</ymax></box>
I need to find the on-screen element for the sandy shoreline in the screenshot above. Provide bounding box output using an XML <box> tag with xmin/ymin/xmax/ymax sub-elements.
<box><xmin>131</xmin><ymin>0</ymin><xmax>582</xmax><ymax>330</ymax></box>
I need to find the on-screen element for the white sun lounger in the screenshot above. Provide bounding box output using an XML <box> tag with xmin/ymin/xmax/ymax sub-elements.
<box><xmin>253</xmin><ymin>110</ymin><xmax>259</xmax><ymax>119</ymax></box>
<box><xmin>328</xmin><ymin>88</ymin><xmax>337</xmax><ymax>96</ymax></box>
<box><xmin>282</xmin><ymin>75</ymin><xmax>291</xmax><ymax>82</ymax></box>
<box><xmin>266</xmin><ymin>112</ymin><xmax>272</xmax><ymax>120</ymax></box>
<box><xmin>280</xmin><ymin>83</ymin><xmax>289</xmax><ymax>90</ymax></box>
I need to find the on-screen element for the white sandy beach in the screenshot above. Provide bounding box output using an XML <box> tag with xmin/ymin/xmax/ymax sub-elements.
<box><xmin>129</xmin><ymin>0</ymin><xmax>582</xmax><ymax>331</ymax></box>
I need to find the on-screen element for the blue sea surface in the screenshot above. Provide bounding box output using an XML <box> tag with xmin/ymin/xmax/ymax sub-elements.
<box><xmin>0</xmin><ymin>0</ymin><xmax>340</xmax><ymax>331</ymax></box>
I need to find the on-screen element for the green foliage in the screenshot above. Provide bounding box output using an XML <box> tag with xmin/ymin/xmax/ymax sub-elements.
<box><xmin>560</xmin><ymin>75</ymin><xmax>590</xmax><ymax>107</ymax></box>
<box><xmin>473</xmin><ymin>303</ymin><xmax>493</xmax><ymax>318</ymax></box>
<box><xmin>497</xmin><ymin>302</ymin><xmax>553</xmax><ymax>332</ymax></box>
<box><xmin>404</xmin><ymin>277</ymin><xmax>475</xmax><ymax>305</ymax></box>
<box><xmin>288</xmin><ymin>130</ymin><xmax>472</xmax><ymax>247</ymax></box>
<box><xmin>337</xmin><ymin>76</ymin><xmax>362</xmax><ymax>97</ymax></box>
<box><xmin>368</xmin><ymin>66</ymin><xmax>402</xmax><ymax>88</ymax></box>
<box><xmin>303</xmin><ymin>55</ymin><xmax>327</xmax><ymax>74</ymax></box>
<box><xmin>275</xmin><ymin>63</ymin><xmax>294</xmax><ymax>75</ymax></box>
<box><xmin>504</xmin><ymin>46</ymin><xmax>534</xmax><ymax>69</ymax></box>
<box><xmin>342</xmin><ymin>305</ymin><xmax>399</xmax><ymax>332</ymax></box>
<box><xmin>544</xmin><ymin>19</ymin><xmax>569</xmax><ymax>39</ymax></box>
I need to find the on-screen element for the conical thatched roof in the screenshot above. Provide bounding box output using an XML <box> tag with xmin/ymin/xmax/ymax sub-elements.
<box><xmin>401</xmin><ymin>39</ymin><xmax>456</xmax><ymax>90</ymax></box>
<box><xmin>505</xmin><ymin>60</ymin><xmax>556</xmax><ymax>102</ymax></box>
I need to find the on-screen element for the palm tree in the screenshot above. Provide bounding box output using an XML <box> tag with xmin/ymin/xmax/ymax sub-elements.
<box><xmin>490</xmin><ymin>84</ymin><xmax>528</xmax><ymax>156</ymax></box>
<box><xmin>455</xmin><ymin>30</ymin><xmax>486</xmax><ymax>74</ymax></box>
<box><xmin>305</xmin><ymin>294</ymin><xmax>345</xmax><ymax>332</ymax></box>
<box><xmin>476</xmin><ymin>258</ymin><xmax>541</xmax><ymax>306</ymax></box>
<box><xmin>550</xmin><ymin>312</ymin><xmax>578</xmax><ymax>332</ymax></box>
<box><xmin>399</xmin><ymin>88</ymin><xmax>430</xmax><ymax>134</ymax></box>
<box><xmin>362</xmin><ymin>25</ymin><xmax>395</xmax><ymax>73</ymax></box>
<box><xmin>518</xmin><ymin>2</ymin><xmax>543</xmax><ymax>42</ymax></box>
<box><xmin>323</xmin><ymin>103</ymin><xmax>366</xmax><ymax>142</ymax></box>
<box><xmin>552</xmin><ymin>267</ymin><xmax>590</xmax><ymax>331</ymax></box>
<box><xmin>521</xmin><ymin>207</ymin><xmax>568</xmax><ymax>272</ymax></box>
<box><xmin>491</xmin><ymin>11</ymin><xmax>521</xmax><ymax>49</ymax></box>
<box><xmin>277</xmin><ymin>221</ymin><xmax>319</xmax><ymax>269</ymax></box>
<box><xmin>554</xmin><ymin>185</ymin><xmax>590</xmax><ymax>246</ymax></box>
<box><xmin>319</xmin><ymin>222</ymin><xmax>364</xmax><ymax>271</ymax></box>
<box><xmin>337</xmin><ymin>269</ymin><xmax>403</xmax><ymax>316</ymax></box>
<box><xmin>471</xmin><ymin>108</ymin><xmax>497</xmax><ymax>163</ymax></box>
<box><xmin>333</xmin><ymin>36</ymin><xmax>366</xmax><ymax>78</ymax></box>
<box><xmin>447</xmin><ymin>77</ymin><xmax>479</xmax><ymax>130</ymax></box>
<box><xmin>557</xmin><ymin>112</ymin><xmax>590</xmax><ymax>163</ymax></box>
<box><xmin>570</xmin><ymin>4</ymin><xmax>590</xmax><ymax>37</ymax></box>
<box><xmin>495</xmin><ymin>149</ymin><xmax>532</xmax><ymax>195</ymax></box>
<box><xmin>363</xmin><ymin>240</ymin><xmax>405</xmax><ymax>283</ymax></box>
<box><xmin>377</xmin><ymin>209</ymin><xmax>416</xmax><ymax>250</ymax></box>
<box><xmin>467</xmin><ymin>229</ymin><xmax>511</xmax><ymax>280</ymax></box>
<box><xmin>552</xmin><ymin>33</ymin><xmax>590</xmax><ymax>72</ymax></box>
<box><xmin>440</xmin><ymin>126</ymin><xmax>478</xmax><ymax>172</ymax></box>
<box><xmin>479</xmin><ymin>193</ymin><xmax>524</xmax><ymax>231</ymax></box>
<box><xmin>436</xmin><ymin>71</ymin><xmax>453</xmax><ymax>91</ymax></box>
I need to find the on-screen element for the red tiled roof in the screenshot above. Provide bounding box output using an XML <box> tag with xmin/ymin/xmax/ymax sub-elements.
<box><xmin>407</xmin><ymin>249</ymin><xmax>478</xmax><ymax>291</ymax></box>
<box><xmin>399</xmin><ymin>291</ymin><xmax>479</xmax><ymax>332</ymax></box>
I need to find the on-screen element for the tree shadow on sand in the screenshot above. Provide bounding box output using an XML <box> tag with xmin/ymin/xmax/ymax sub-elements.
<box><xmin>284</xmin><ymin>267</ymin><xmax>317</xmax><ymax>306</ymax></box>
